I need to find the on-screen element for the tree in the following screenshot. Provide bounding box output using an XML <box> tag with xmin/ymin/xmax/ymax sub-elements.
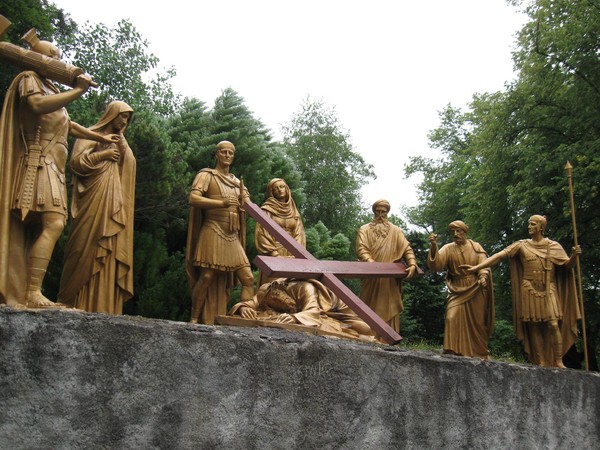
<box><xmin>304</xmin><ymin>221</ymin><xmax>352</xmax><ymax>262</ymax></box>
<box><xmin>58</xmin><ymin>19</ymin><xmax>180</xmax><ymax>122</ymax></box>
<box><xmin>405</xmin><ymin>104</ymin><xmax>476</xmax><ymax>233</ymax></box>
<box><xmin>282</xmin><ymin>98</ymin><xmax>376</xmax><ymax>236</ymax></box>
<box><xmin>167</xmin><ymin>97</ymin><xmax>211</xmax><ymax>165</ymax></box>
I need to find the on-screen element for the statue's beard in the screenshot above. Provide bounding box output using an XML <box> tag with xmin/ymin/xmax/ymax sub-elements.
<box><xmin>370</xmin><ymin>219</ymin><xmax>390</xmax><ymax>239</ymax></box>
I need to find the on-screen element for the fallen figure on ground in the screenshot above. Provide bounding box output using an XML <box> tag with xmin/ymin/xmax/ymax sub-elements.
<box><xmin>229</xmin><ymin>278</ymin><xmax>374</xmax><ymax>340</ymax></box>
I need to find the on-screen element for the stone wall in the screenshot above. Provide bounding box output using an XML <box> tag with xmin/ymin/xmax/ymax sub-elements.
<box><xmin>1</xmin><ymin>307</ymin><xmax>599</xmax><ymax>449</ymax></box>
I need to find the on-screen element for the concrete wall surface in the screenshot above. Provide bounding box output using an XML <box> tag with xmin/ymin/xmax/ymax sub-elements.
<box><xmin>1</xmin><ymin>307</ymin><xmax>599</xmax><ymax>449</ymax></box>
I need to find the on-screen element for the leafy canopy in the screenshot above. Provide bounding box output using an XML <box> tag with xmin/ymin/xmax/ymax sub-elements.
<box><xmin>282</xmin><ymin>98</ymin><xmax>375</xmax><ymax>236</ymax></box>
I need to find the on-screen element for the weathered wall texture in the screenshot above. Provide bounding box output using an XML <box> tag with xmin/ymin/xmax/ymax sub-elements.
<box><xmin>1</xmin><ymin>307</ymin><xmax>599</xmax><ymax>449</ymax></box>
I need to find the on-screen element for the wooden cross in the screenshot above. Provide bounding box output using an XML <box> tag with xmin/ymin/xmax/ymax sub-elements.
<box><xmin>243</xmin><ymin>200</ymin><xmax>412</xmax><ymax>344</ymax></box>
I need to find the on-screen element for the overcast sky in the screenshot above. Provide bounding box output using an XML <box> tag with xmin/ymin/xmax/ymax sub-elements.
<box><xmin>52</xmin><ymin>0</ymin><xmax>527</xmax><ymax>218</ymax></box>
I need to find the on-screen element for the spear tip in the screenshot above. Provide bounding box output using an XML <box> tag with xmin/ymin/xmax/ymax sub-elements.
<box><xmin>565</xmin><ymin>161</ymin><xmax>573</xmax><ymax>170</ymax></box>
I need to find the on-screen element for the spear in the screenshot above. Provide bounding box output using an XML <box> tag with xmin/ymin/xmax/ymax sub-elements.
<box><xmin>565</xmin><ymin>161</ymin><xmax>589</xmax><ymax>370</ymax></box>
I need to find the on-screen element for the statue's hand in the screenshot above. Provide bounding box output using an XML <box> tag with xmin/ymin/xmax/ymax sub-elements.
<box><xmin>459</xmin><ymin>264</ymin><xmax>475</xmax><ymax>274</ymax></box>
<box><xmin>404</xmin><ymin>265</ymin><xmax>417</xmax><ymax>280</ymax></box>
<box><xmin>223</xmin><ymin>196</ymin><xmax>240</xmax><ymax>208</ymax></box>
<box><xmin>102</xmin><ymin>133</ymin><xmax>121</xmax><ymax>144</ymax></box>
<box><xmin>478</xmin><ymin>276</ymin><xmax>487</xmax><ymax>287</ymax></box>
<box><xmin>239</xmin><ymin>306</ymin><xmax>257</xmax><ymax>320</ymax></box>
<box><xmin>571</xmin><ymin>245</ymin><xmax>582</xmax><ymax>257</ymax></box>
<box><xmin>74</xmin><ymin>74</ymin><xmax>93</xmax><ymax>92</ymax></box>
<box><xmin>95</xmin><ymin>147</ymin><xmax>120</xmax><ymax>162</ymax></box>
<box><xmin>275</xmin><ymin>313</ymin><xmax>296</xmax><ymax>324</ymax></box>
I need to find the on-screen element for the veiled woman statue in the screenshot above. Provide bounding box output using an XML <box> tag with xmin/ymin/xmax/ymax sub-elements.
<box><xmin>255</xmin><ymin>178</ymin><xmax>305</xmax><ymax>285</ymax></box>
<box><xmin>59</xmin><ymin>101</ymin><xmax>135</xmax><ymax>314</ymax></box>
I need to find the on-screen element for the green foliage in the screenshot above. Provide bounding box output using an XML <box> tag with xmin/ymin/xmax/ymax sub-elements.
<box><xmin>128</xmin><ymin>111</ymin><xmax>189</xmax><ymax>231</ymax></box>
<box><xmin>58</xmin><ymin>19</ymin><xmax>180</xmax><ymax>120</ymax></box>
<box><xmin>126</xmin><ymin>237</ymin><xmax>190</xmax><ymax>321</ymax></box>
<box><xmin>167</xmin><ymin>97</ymin><xmax>211</xmax><ymax>167</ymax></box>
<box><xmin>488</xmin><ymin>319</ymin><xmax>526</xmax><ymax>362</ymax></box>
<box><xmin>320</xmin><ymin>234</ymin><xmax>351</xmax><ymax>261</ymax></box>
<box><xmin>1</xmin><ymin>0</ymin><xmax>75</xmax><ymax>42</ymax></box>
<box><xmin>400</xmin><ymin>230</ymin><xmax>447</xmax><ymax>345</ymax></box>
<box><xmin>125</xmin><ymin>112</ymin><xmax>193</xmax><ymax>318</ymax></box>
<box><xmin>205</xmin><ymin>88</ymin><xmax>273</xmax><ymax>197</ymax></box>
<box><xmin>305</xmin><ymin>227</ymin><xmax>321</xmax><ymax>257</ymax></box>
<box><xmin>304</xmin><ymin>221</ymin><xmax>352</xmax><ymax>261</ymax></box>
<box><xmin>282</xmin><ymin>97</ymin><xmax>376</xmax><ymax>235</ymax></box>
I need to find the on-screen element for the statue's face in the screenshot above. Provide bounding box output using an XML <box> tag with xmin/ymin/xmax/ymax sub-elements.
<box><xmin>216</xmin><ymin>147</ymin><xmax>235</xmax><ymax>166</ymax></box>
<box><xmin>374</xmin><ymin>206</ymin><xmax>388</xmax><ymax>222</ymax></box>
<box><xmin>271</xmin><ymin>180</ymin><xmax>288</xmax><ymax>201</ymax></box>
<box><xmin>450</xmin><ymin>227</ymin><xmax>466</xmax><ymax>245</ymax></box>
<box><xmin>110</xmin><ymin>112</ymin><xmax>131</xmax><ymax>133</ymax></box>
<box><xmin>528</xmin><ymin>218</ymin><xmax>543</xmax><ymax>236</ymax></box>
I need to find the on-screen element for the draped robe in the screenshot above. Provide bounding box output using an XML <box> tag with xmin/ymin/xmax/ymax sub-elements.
<box><xmin>428</xmin><ymin>239</ymin><xmax>495</xmax><ymax>357</ymax></box>
<box><xmin>59</xmin><ymin>102</ymin><xmax>135</xmax><ymax>314</ymax></box>
<box><xmin>356</xmin><ymin>222</ymin><xmax>415</xmax><ymax>333</ymax></box>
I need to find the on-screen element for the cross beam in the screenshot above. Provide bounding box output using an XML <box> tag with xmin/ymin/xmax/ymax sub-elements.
<box><xmin>243</xmin><ymin>200</ymin><xmax>404</xmax><ymax>344</ymax></box>
<box><xmin>254</xmin><ymin>256</ymin><xmax>408</xmax><ymax>279</ymax></box>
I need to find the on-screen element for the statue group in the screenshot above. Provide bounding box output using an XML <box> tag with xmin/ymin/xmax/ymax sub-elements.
<box><xmin>0</xmin><ymin>25</ymin><xmax>132</xmax><ymax>315</ymax></box>
<box><xmin>184</xmin><ymin>139</ymin><xmax>581</xmax><ymax>367</ymax></box>
<box><xmin>0</xmin><ymin>18</ymin><xmax>583</xmax><ymax>369</ymax></box>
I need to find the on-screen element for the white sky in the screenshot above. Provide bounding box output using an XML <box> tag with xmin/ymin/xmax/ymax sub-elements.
<box><xmin>52</xmin><ymin>0</ymin><xmax>526</xmax><ymax>218</ymax></box>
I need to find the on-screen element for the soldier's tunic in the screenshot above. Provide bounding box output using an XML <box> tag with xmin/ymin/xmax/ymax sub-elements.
<box><xmin>190</xmin><ymin>169</ymin><xmax>249</xmax><ymax>272</ymax></box>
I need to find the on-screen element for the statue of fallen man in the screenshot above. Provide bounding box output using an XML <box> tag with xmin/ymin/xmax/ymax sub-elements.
<box><xmin>228</xmin><ymin>278</ymin><xmax>375</xmax><ymax>341</ymax></box>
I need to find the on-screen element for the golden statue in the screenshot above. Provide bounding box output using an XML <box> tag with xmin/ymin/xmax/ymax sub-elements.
<box><xmin>461</xmin><ymin>215</ymin><xmax>581</xmax><ymax>368</ymax></box>
<box><xmin>428</xmin><ymin>221</ymin><xmax>495</xmax><ymax>359</ymax></box>
<box><xmin>356</xmin><ymin>199</ymin><xmax>417</xmax><ymax>335</ymax></box>
<box><xmin>58</xmin><ymin>101</ymin><xmax>135</xmax><ymax>314</ymax></box>
<box><xmin>186</xmin><ymin>141</ymin><xmax>255</xmax><ymax>324</ymax></box>
<box><xmin>0</xmin><ymin>26</ymin><xmax>120</xmax><ymax>308</ymax></box>
<box><xmin>255</xmin><ymin>178</ymin><xmax>305</xmax><ymax>285</ymax></box>
<box><xmin>229</xmin><ymin>278</ymin><xmax>373</xmax><ymax>339</ymax></box>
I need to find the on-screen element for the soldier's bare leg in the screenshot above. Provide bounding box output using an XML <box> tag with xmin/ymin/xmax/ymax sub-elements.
<box><xmin>25</xmin><ymin>212</ymin><xmax>64</xmax><ymax>307</ymax></box>
<box><xmin>529</xmin><ymin>322</ymin><xmax>547</xmax><ymax>366</ymax></box>
<box><xmin>547</xmin><ymin>319</ymin><xmax>566</xmax><ymax>368</ymax></box>
<box><xmin>190</xmin><ymin>268</ymin><xmax>216</xmax><ymax>323</ymax></box>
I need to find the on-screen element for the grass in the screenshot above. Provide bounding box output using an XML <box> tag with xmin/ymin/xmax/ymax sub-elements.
<box><xmin>394</xmin><ymin>339</ymin><xmax>526</xmax><ymax>364</ymax></box>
